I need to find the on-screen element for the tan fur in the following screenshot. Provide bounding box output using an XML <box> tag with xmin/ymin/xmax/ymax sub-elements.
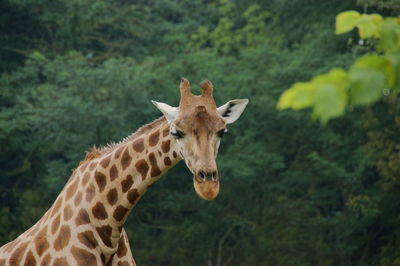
<box><xmin>173</xmin><ymin>79</ymin><xmax>226</xmax><ymax>200</ymax></box>
<box><xmin>82</xmin><ymin>117</ymin><xmax>167</xmax><ymax>163</ymax></box>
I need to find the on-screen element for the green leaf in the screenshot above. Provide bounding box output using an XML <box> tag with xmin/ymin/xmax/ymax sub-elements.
<box><xmin>379</xmin><ymin>20</ymin><xmax>400</xmax><ymax>53</ymax></box>
<box><xmin>311</xmin><ymin>69</ymin><xmax>348</xmax><ymax>123</ymax></box>
<box><xmin>314</xmin><ymin>83</ymin><xmax>347</xmax><ymax>124</ymax></box>
<box><xmin>277</xmin><ymin>88</ymin><xmax>295</xmax><ymax>110</ymax></box>
<box><xmin>354</xmin><ymin>54</ymin><xmax>390</xmax><ymax>69</ymax></box>
<box><xmin>277</xmin><ymin>69</ymin><xmax>349</xmax><ymax>123</ymax></box>
<box><xmin>335</xmin><ymin>11</ymin><xmax>360</xmax><ymax>35</ymax></box>
<box><xmin>290</xmin><ymin>83</ymin><xmax>316</xmax><ymax>110</ymax></box>
<box><xmin>349</xmin><ymin>68</ymin><xmax>386</xmax><ymax>106</ymax></box>
<box><xmin>386</xmin><ymin>52</ymin><xmax>400</xmax><ymax>91</ymax></box>
<box><xmin>277</xmin><ymin>82</ymin><xmax>317</xmax><ymax>111</ymax></box>
<box><xmin>312</xmin><ymin>68</ymin><xmax>349</xmax><ymax>90</ymax></box>
<box><xmin>356</xmin><ymin>15</ymin><xmax>380</xmax><ymax>39</ymax></box>
<box><xmin>353</xmin><ymin>54</ymin><xmax>394</xmax><ymax>88</ymax></box>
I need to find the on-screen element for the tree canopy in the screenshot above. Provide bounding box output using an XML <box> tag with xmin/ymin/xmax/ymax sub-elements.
<box><xmin>1</xmin><ymin>0</ymin><xmax>400</xmax><ymax>265</ymax></box>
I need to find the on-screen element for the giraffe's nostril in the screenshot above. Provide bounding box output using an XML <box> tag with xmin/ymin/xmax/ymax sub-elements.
<box><xmin>211</xmin><ymin>172</ymin><xmax>218</xmax><ymax>181</ymax></box>
<box><xmin>199</xmin><ymin>171</ymin><xmax>206</xmax><ymax>180</ymax></box>
<box><xmin>198</xmin><ymin>171</ymin><xmax>217</xmax><ymax>181</ymax></box>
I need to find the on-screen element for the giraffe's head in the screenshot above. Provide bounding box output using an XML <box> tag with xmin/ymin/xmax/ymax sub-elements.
<box><xmin>152</xmin><ymin>78</ymin><xmax>248</xmax><ymax>200</ymax></box>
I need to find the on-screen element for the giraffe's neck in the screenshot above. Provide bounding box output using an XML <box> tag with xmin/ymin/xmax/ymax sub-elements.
<box><xmin>51</xmin><ymin>116</ymin><xmax>181</xmax><ymax>255</ymax></box>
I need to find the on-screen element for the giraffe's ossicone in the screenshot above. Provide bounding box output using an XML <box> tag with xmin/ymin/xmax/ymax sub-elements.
<box><xmin>0</xmin><ymin>78</ymin><xmax>248</xmax><ymax>265</ymax></box>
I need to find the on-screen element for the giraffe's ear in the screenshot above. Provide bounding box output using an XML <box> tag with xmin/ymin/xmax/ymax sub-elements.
<box><xmin>152</xmin><ymin>101</ymin><xmax>178</xmax><ymax>123</ymax></box>
<box><xmin>217</xmin><ymin>99</ymin><xmax>249</xmax><ymax>124</ymax></box>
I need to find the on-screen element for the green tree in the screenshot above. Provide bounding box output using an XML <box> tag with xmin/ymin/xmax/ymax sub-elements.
<box><xmin>187</xmin><ymin>0</ymin><xmax>272</xmax><ymax>55</ymax></box>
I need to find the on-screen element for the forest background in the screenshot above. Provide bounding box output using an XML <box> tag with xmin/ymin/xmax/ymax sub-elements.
<box><xmin>1</xmin><ymin>0</ymin><xmax>400</xmax><ymax>265</ymax></box>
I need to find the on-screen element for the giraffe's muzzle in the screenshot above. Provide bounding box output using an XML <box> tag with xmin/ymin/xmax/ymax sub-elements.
<box><xmin>193</xmin><ymin>171</ymin><xmax>220</xmax><ymax>200</ymax></box>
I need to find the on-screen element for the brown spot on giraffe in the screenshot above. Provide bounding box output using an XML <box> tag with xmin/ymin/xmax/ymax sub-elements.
<box><xmin>86</xmin><ymin>183</ymin><xmax>95</xmax><ymax>203</ymax></box>
<box><xmin>63</xmin><ymin>204</ymin><xmax>73</xmax><ymax>221</ymax></box>
<box><xmin>149</xmin><ymin>152</ymin><xmax>161</xmax><ymax>177</ymax></box>
<box><xmin>92</xmin><ymin>202</ymin><xmax>108</xmax><ymax>220</ymax></box>
<box><xmin>114</xmin><ymin>146</ymin><xmax>125</xmax><ymax>159</ymax></box>
<box><xmin>117</xmin><ymin>236</ymin><xmax>128</xmax><ymax>258</ymax></box>
<box><xmin>149</xmin><ymin>130</ymin><xmax>160</xmax><ymax>146</ymax></box>
<box><xmin>75</xmin><ymin>209</ymin><xmax>90</xmax><ymax>226</ymax></box>
<box><xmin>158</xmin><ymin>151</ymin><xmax>162</xmax><ymax>156</ymax></box>
<box><xmin>94</xmin><ymin>171</ymin><xmax>107</xmax><ymax>192</ymax></box>
<box><xmin>107</xmin><ymin>188</ymin><xmax>118</xmax><ymax>206</ymax></box>
<box><xmin>164</xmin><ymin>157</ymin><xmax>172</xmax><ymax>166</ymax></box>
<box><xmin>4</xmin><ymin>239</ymin><xmax>19</xmax><ymax>253</ymax></box>
<box><xmin>66</xmin><ymin>178</ymin><xmax>78</xmax><ymax>201</ymax></box>
<box><xmin>74</xmin><ymin>191</ymin><xmax>82</xmax><ymax>206</ymax></box>
<box><xmin>121</xmin><ymin>149</ymin><xmax>132</xmax><ymax>171</ymax></box>
<box><xmin>96</xmin><ymin>225</ymin><xmax>113</xmax><ymax>247</ymax></box>
<box><xmin>77</xmin><ymin>231</ymin><xmax>98</xmax><ymax>249</ymax></box>
<box><xmin>121</xmin><ymin>175</ymin><xmax>133</xmax><ymax>192</ymax></box>
<box><xmin>135</xmin><ymin>159</ymin><xmax>149</xmax><ymax>181</ymax></box>
<box><xmin>71</xmin><ymin>246</ymin><xmax>97</xmax><ymax>266</ymax></box>
<box><xmin>53</xmin><ymin>257</ymin><xmax>68</xmax><ymax>266</ymax></box>
<box><xmin>161</xmin><ymin>140</ymin><xmax>171</xmax><ymax>153</ymax></box>
<box><xmin>50</xmin><ymin>197</ymin><xmax>62</xmax><ymax>216</ymax></box>
<box><xmin>113</xmin><ymin>205</ymin><xmax>129</xmax><ymax>222</ymax></box>
<box><xmin>81</xmin><ymin>172</ymin><xmax>90</xmax><ymax>186</ymax></box>
<box><xmin>132</xmin><ymin>138</ymin><xmax>144</xmax><ymax>152</ymax></box>
<box><xmin>42</xmin><ymin>254</ymin><xmax>51</xmax><ymax>265</ymax></box>
<box><xmin>127</xmin><ymin>189</ymin><xmax>140</xmax><ymax>205</ymax></box>
<box><xmin>51</xmin><ymin>214</ymin><xmax>61</xmax><ymax>234</ymax></box>
<box><xmin>100</xmin><ymin>155</ymin><xmax>111</xmax><ymax>168</ymax></box>
<box><xmin>162</xmin><ymin>127</ymin><xmax>169</xmax><ymax>137</ymax></box>
<box><xmin>117</xmin><ymin>262</ymin><xmax>130</xmax><ymax>266</ymax></box>
<box><xmin>34</xmin><ymin>226</ymin><xmax>49</xmax><ymax>257</ymax></box>
<box><xmin>173</xmin><ymin>151</ymin><xmax>177</xmax><ymax>158</ymax></box>
<box><xmin>24</xmin><ymin>250</ymin><xmax>36</xmax><ymax>266</ymax></box>
<box><xmin>54</xmin><ymin>225</ymin><xmax>71</xmax><ymax>251</ymax></box>
<box><xmin>110</xmin><ymin>165</ymin><xmax>118</xmax><ymax>181</ymax></box>
<box><xmin>27</xmin><ymin>225</ymin><xmax>39</xmax><ymax>237</ymax></box>
<box><xmin>80</xmin><ymin>162</ymin><xmax>89</xmax><ymax>172</ymax></box>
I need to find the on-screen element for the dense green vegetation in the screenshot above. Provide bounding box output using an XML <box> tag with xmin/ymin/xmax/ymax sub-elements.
<box><xmin>1</xmin><ymin>0</ymin><xmax>399</xmax><ymax>265</ymax></box>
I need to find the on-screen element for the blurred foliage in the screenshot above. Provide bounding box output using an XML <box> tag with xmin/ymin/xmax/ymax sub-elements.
<box><xmin>277</xmin><ymin>11</ymin><xmax>400</xmax><ymax>123</ymax></box>
<box><xmin>1</xmin><ymin>0</ymin><xmax>400</xmax><ymax>265</ymax></box>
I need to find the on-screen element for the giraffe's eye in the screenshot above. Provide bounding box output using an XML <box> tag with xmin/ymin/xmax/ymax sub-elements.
<box><xmin>218</xmin><ymin>128</ymin><xmax>228</xmax><ymax>138</ymax></box>
<box><xmin>171</xmin><ymin>130</ymin><xmax>184</xmax><ymax>139</ymax></box>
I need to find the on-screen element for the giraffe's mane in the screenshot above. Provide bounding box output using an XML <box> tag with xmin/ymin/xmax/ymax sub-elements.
<box><xmin>79</xmin><ymin>116</ymin><xmax>167</xmax><ymax>164</ymax></box>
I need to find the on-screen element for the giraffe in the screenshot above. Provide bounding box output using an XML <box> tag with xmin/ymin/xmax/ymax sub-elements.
<box><xmin>0</xmin><ymin>78</ymin><xmax>248</xmax><ymax>265</ymax></box>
